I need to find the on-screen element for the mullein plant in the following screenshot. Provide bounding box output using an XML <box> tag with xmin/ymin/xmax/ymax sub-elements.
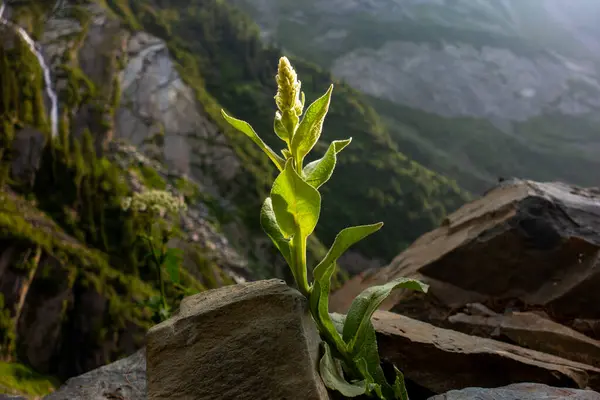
<box><xmin>122</xmin><ymin>189</ymin><xmax>188</xmax><ymax>322</ymax></box>
<box><xmin>221</xmin><ymin>57</ymin><xmax>429</xmax><ymax>399</ymax></box>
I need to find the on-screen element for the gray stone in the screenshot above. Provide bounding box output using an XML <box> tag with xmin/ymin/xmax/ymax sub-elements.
<box><xmin>43</xmin><ymin>349</ymin><xmax>146</xmax><ymax>400</ymax></box>
<box><xmin>428</xmin><ymin>382</ymin><xmax>600</xmax><ymax>399</ymax></box>
<box><xmin>146</xmin><ymin>279</ymin><xmax>330</xmax><ymax>400</ymax></box>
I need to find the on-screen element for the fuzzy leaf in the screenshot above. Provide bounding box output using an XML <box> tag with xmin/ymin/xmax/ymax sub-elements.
<box><xmin>344</xmin><ymin>278</ymin><xmax>429</xmax><ymax>351</ymax></box>
<box><xmin>163</xmin><ymin>248</ymin><xmax>183</xmax><ymax>284</ymax></box>
<box><xmin>291</xmin><ymin>85</ymin><xmax>333</xmax><ymax>163</ymax></box>
<box><xmin>260</xmin><ymin>197</ymin><xmax>292</xmax><ymax>267</ymax></box>
<box><xmin>313</xmin><ymin>223</ymin><xmax>383</xmax><ymax>282</ymax></box>
<box><xmin>319</xmin><ymin>342</ymin><xmax>367</xmax><ymax>397</ymax></box>
<box><xmin>274</xmin><ymin>111</ymin><xmax>290</xmax><ymax>142</ymax></box>
<box><xmin>271</xmin><ymin>159</ymin><xmax>321</xmax><ymax>239</ymax></box>
<box><xmin>303</xmin><ymin>138</ymin><xmax>352</xmax><ymax>188</ymax></box>
<box><xmin>221</xmin><ymin>110</ymin><xmax>285</xmax><ymax>171</ymax></box>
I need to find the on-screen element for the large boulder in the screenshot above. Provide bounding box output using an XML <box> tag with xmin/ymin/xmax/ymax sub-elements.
<box><xmin>428</xmin><ymin>383</ymin><xmax>600</xmax><ymax>400</ymax></box>
<box><xmin>146</xmin><ymin>279</ymin><xmax>330</xmax><ymax>400</ymax></box>
<box><xmin>331</xmin><ymin>179</ymin><xmax>600</xmax><ymax>336</ymax></box>
<box><xmin>373</xmin><ymin>311</ymin><xmax>600</xmax><ymax>394</ymax></box>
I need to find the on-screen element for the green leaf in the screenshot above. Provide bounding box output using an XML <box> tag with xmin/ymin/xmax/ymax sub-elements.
<box><xmin>221</xmin><ymin>110</ymin><xmax>285</xmax><ymax>171</ymax></box>
<box><xmin>163</xmin><ymin>248</ymin><xmax>183</xmax><ymax>284</ymax></box>
<box><xmin>310</xmin><ymin>277</ymin><xmax>347</xmax><ymax>352</ymax></box>
<box><xmin>319</xmin><ymin>342</ymin><xmax>367</xmax><ymax>397</ymax></box>
<box><xmin>343</xmin><ymin>278</ymin><xmax>429</xmax><ymax>351</ymax></box>
<box><xmin>260</xmin><ymin>197</ymin><xmax>292</xmax><ymax>267</ymax></box>
<box><xmin>270</xmin><ymin>159</ymin><xmax>321</xmax><ymax>239</ymax></box>
<box><xmin>313</xmin><ymin>223</ymin><xmax>383</xmax><ymax>282</ymax></box>
<box><xmin>392</xmin><ymin>367</ymin><xmax>409</xmax><ymax>400</ymax></box>
<box><xmin>303</xmin><ymin>138</ymin><xmax>352</xmax><ymax>188</ymax></box>
<box><xmin>274</xmin><ymin>111</ymin><xmax>290</xmax><ymax>142</ymax></box>
<box><xmin>291</xmin><ymin>85</ymin><xmax>333</xmax><ymax>164</ymax></box>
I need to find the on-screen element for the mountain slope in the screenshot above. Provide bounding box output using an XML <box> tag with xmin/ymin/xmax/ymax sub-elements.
<box><xmin>0</xmin><ymin>0</ymin><xmax>472</xmax><ymax>389</ymax></box>
<box><xmin>105</xmin><ymin>0</ymin><xmax>470</xmax><ymax>261</ymax></box>
<box><xmin>229</xmin><ymin>0</ymin><xmax>600</xmax><ymax>193</ymax></box>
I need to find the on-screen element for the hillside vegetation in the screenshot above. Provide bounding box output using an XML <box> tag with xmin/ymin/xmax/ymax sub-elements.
<box><xmin>105</xmin><ymin>0</ymin><xmax>470</xmax><ymax>260</ymax></box>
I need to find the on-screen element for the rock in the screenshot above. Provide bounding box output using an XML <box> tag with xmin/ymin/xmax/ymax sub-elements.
<box><xmin>331</xmin><ymin>179</ymin><xmax>600</xmax><ymax>335</ymax></box>
<box><xmin>0</xmin><ymin>395</ymin><xmax>28</xmax><ymax>400</ymax></box>
<box><xmin>427</xmin><ymin>382</ymin><xmax>600</xmax><ymax>400</ymax></box>
<box><xmin>43</xmin><ymin>349</ymin><xmax>146</xmax><ymax>400</ymax></box>
<box><xmin>146</xmin><ymin>279</ymin><xmax>330</xmax><ymax>400</ymax></box>
<box><xmin>373</xmin><ymin>311</ymin><xmax>600</xmax><ymax>394</ymax></box>
<box><xmin>447</xmin><ymin>309</ymin><xmax>600</xmax><ymax>368</ymax></box>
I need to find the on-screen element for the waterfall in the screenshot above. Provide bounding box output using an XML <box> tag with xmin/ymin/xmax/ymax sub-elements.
<box><xmin>0</xmin><ymin>2</ymin><xmax>58</xmax><ymax>137</ymax></box>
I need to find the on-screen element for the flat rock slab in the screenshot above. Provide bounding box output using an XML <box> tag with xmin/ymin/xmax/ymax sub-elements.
<box><xmin>373</xmin><ymin>311</ymin><xmax>600</xmax><ymax>393</ymax></box>
<box><xmin>428</xmin><ymin>382</ymin><xmax>600</xmax><ymax>399</ymax></box>
<box><xmin>146</xmin><ymin>279</ymin><xmax>330</xmax><ymax>400</ymax></box>
<box><xmin>43</xmin><ymin>348</ymin><xmax>146</xmax><ymax>400</ymax></box>
<box><xmin>448</xmin><ymin>310</ymin><xmax>600</xmax><ymax>367</ymax></box>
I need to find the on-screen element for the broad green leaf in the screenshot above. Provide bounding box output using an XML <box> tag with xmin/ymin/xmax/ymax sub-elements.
<box><xmin>163</xmin><ymin>248</ymin><xmax>183</xmax><ymax>284</ymax></box>
<box><xmin>313</xmin><ymin>223</ymin><xmax>383</xmax><ymax>281</ymax></box>
<box><xmin>319</xmin><ymin>342</ymin><xmax>367</xmax><ymax>397</ymax></box>
<box><xmin>343</xmin><ymin>278</ymin><xmax>429</xmax><ymax>351</ymax></box>
<box><xmin>303</xmin><ymin>138</ymin><xmax>352</xmax><ymax>188</ymax></box>
<box><xmin>352</xmin><ymin>320</ymin><xmax>395</xmax><ymax>399</ymax></box>
<box><xmin>260</xmin><ymin>197</ymin><xmax>292</xmax><ymax>267</ymax></box>
<box><xmin>270</xmin><ymin>159</ymin><xmax>321</xmax><ymax>239</ymax></box>
<box><xmin>221</xmin><ymin>110</ymin><xmax>285</xmax><ymax>171</ymax></box>
<box><xmin>291</xmin><ymin>85</ymin><xmax>333</xmax><ymax>163</ymax></box>
<box><xmin>274</xmin><ymin>111</ymin><xmax>290</xmax><ymax>142</ymax></box>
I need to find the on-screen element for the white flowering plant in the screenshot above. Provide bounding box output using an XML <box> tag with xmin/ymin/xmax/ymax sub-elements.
<box><xmin>122</xmin><ymin>189</ymin><xmax>187</xmax><ymax>322</ymax></box>
<box><xmin>222</xmin><ymin>57</ymin><xmax>429</xmax><ymax>399</ymax></box>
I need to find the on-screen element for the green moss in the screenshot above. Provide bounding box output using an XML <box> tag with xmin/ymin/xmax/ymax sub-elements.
<box><xmin>133</xmin><ymin>164</ymin><xmax>167</xmax><ymax>190</ymax></box>
<box><xmin>0</xmin><ymin>361</ymin><xmax>58</xmax><ymax>397</ymax></box>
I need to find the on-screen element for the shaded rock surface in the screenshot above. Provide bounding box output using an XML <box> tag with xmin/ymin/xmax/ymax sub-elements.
<box><xmin>146</xmin><ymin>279</ymin><xmax>330</xmax><ymax>400</ymax></box>
<box><xmin>43</xmin><ymin>348</ymin><xmax>146</xmax><ymax>400</ymax></box>
<box><xmin>373</xmin><ymin>311</ymin><xmax>600</xmax><ymax>393</ymax></box>
<box><xmin>428</xmin><ymin>382</ymin><xmax>600</xmax><ymax>400</ymax></box>
<box><xmin>331</xmin><ymin>179</ymin><xmax>600</xmax><ymax>337</ymax></box>
<box><xmin>447</xmin><ymin>307</ymin><xmax>600</xmax><ymax>368</ymax></box>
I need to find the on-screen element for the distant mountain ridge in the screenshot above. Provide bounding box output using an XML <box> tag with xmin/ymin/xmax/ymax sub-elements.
<box><xmin>228</xmin><ymin>0</ymin><xmax>600</xmax><ymax>193</ymax></box>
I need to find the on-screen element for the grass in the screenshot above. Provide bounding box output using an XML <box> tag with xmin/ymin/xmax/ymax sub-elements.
<box><xmin>0</xmin><ymin>361</ymin><xmax>58</xmax><ymax>398</ymax></box>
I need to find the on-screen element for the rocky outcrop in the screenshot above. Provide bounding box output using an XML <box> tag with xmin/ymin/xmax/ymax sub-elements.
<box><xmin>331</xmin><ymin>179</ymin><xmax>600</xmax><ymax>328</ymax></box>
<box><xmin>116</xmin><ymin>31</ymin><xmax>240</xmax><ymax>186</ymax></box>
<box><xmin>146</xmin><ymin>279</ymin><xmax>329</xmax><ymax>400</ymax></box>
<box><xmin>44</xmin><ymin>349</ymin><xmax>146</xmax><ymax>400</ymax></box>
<box><xmin>428</xmin><ymin>382</ymin><xmax>600</xmax><ymax>400</ymax></box>
<box><xmin>447</xmin><ymin>308</ymin><xmax>600</xmax><ymax>368</ymax></box>
<box><xmin>373</xmin><ymin>311</ymin><xmax>600</xmax><ymax>394</ymax></box>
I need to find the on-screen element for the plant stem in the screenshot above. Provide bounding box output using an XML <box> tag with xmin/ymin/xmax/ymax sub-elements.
<box><xmin>292</xmin><ymin>233</ymin><xmax>310</xmax><ymax>296</ymax></box>
<box><xmin>145</xmin><ymin>235</ymin><xmax>168</xmax><ymax>310</ymax></box>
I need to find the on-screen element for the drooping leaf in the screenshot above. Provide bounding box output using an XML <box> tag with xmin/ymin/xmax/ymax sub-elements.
<box><xmin>163</xmin><ymin>248</ymin><xmax>183</xmax><ymax>284</ymax></box>
<box><xmin>221</xmin><ymin>110</ymin><xmax>285</xmax><ymax>171</ymax></box>
<box><xmin>291</xmin><ymin>85</ymin><xmax>333</xmax><ymax>164</ymax></box>
<box><xmin>319</xmin><ymin>342</ymin><xmax>367</xmax><ymax>397</ymax></box>
<box><xmin>270</xmin><ymin>159</ymin><xmax>321</xmax><ymax>239</ymax></box>
<box><xmin>303</xmin><ymin>138</ymin><xmax>352</xmax><ymax>188</ymax></box>
<box><xmin>260</xmin><ymin>197</ymin><xmax>292</xmax><ymax>267</ymax></box>
<box><xmin>313</xmin><ymin>223</ymin><xmax>383</xmax><ymax>282</ymax></box>
<box><xmin>343</xmin><ymin>278</ymin><xmax>429</xmax><ymax>351</ymax></box>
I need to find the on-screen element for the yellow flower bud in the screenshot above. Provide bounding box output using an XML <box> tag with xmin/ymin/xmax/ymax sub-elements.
<box><xmin>275</xmin><ymin>57</ymin><xmax>303</xmax><ymax>116</ymax></box>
